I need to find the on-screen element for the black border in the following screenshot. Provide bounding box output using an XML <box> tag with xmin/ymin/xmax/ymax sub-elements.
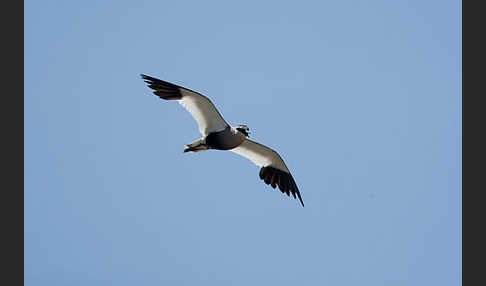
<box><xmin>3</xmin><ymin>0</ymin><xmax>24</xmax><ymax>284</ymax></box>
<box><xmin>463</xmin><ymin>0</ymin><xmax>481</xmax><ymax>284</ymax></box>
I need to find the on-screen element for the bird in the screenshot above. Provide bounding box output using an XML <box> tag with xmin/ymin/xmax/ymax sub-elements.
<box><xmin>140</xmin><ymin>74</ymin><xmax>304</xmax><ymax>207</ymax></box>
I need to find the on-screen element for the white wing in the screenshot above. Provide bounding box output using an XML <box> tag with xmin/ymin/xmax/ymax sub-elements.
<box><xmin>231</xmin><ymin>139</ymin><xmax>289</xmax><ymax>171</ymax></box>
<box><xmin>141</xmin><ymin>74</ymin><xmax>229</xmax><ymax>136</ymax></box>
<box><xmin>231</xmin><ymin>139</ymin><xmax>304</xmax><ymax>206</ymax></box>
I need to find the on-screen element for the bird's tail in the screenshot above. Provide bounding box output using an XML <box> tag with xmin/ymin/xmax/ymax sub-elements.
<box><xmin>183</xmin><ymin>145</ymin><xmax>209</xmax><ymax>153</ymax></box>
<box><xmin>183</xmin><ymin>139</ymin><xmax>209</xmax><ymax>153</ymax></box>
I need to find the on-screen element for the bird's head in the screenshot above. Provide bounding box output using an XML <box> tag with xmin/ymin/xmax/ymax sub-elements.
<box><xmin>236</xmin><ymin>125</ymin><xmax>250</xmax><ymax>137</ymax></box>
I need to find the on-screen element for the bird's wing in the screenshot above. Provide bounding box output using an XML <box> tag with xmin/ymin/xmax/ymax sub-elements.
<box><xmin>141</xmin><ymin>74</ymin><xmax>229</xmax><ymax>136</ymax></box>
<box><xmin>230</xmin><ymin>139</ymin><xmax>304</xmax><ymax>206</ymax></box>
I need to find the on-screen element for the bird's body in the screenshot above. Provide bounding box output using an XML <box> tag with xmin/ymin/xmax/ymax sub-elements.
<box><xmin>205</xmin><ymin>126</ymin><xmax>246</xmax><ymax>150</ymax></box>
<box><xmin>141</xmin><ymin>74</ymin><xmax>304</xmax><ymax>207</ymax></box>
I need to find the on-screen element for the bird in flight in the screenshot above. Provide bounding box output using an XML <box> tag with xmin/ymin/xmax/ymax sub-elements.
<box><xmin>141</xmin><ymin>74</ymin><xmax>304</xmax><ymax>207</ymax></box>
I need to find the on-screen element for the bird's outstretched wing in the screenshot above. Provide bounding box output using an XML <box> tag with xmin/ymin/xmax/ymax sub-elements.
<box><xmin>141</xmin><ymin>74</ymin><xmax>229</xmax><ymax>136</ymax></box>
<box><xmin>231</xmin><ymin>139</ymin><xmax>304</xmax><ymax>207</ymax></box>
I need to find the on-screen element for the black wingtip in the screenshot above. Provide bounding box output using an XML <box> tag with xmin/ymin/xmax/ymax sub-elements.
<box><xmin>140</xmin><ymin>74</ymin><xmax>162</xmax><ymax>83</ymax></box>
<box><xmin>292</xmin><ymin>178</ymin><xmax>305</xmax><ymax>207</ymax></box>
<box><xmin>140</xmin><ymin>74</ymin><xmax>183</xmax><ymax>100</ymax></box>
<box><xmin>140</xmin><ymin>73</ymin><xmax>157</xmax><ymax>80</ymax></box>
<box><xmin>259</xmin><ymin>166</ymin><xmax>305</xmax><ymax>207</ymax></box>
<box><xmin>298</xmin><ymin>195</ymin><xmax>305</xmax><ymax>207</ymax></box>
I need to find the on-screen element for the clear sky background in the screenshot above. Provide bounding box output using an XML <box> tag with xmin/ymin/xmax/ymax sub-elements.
<box><xmin>25</xmin><ymin>1</ymin><xmax>461</xmax><ymax>285</ymax></box>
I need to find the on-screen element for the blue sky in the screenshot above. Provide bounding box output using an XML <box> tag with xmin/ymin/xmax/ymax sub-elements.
<box><xmin>25</xmin><ymin>1</ymin><xmax>461</xmax><ymax>285</ymax></box>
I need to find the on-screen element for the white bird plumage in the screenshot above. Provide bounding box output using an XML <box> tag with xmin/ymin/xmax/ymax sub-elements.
<box><xmin>178</xmin><ymin>89</ymin><xmax>229</xmax><ymax>136</ymax></box>
<box><xmin>231</xmin><ymin>139</ymin><xmax>289</xmax><ymax>172</ymax></box>
<box><xmin>141</xmin><ymin>74</ymin><xmax>304</xmax><ymax>206</ymax></box>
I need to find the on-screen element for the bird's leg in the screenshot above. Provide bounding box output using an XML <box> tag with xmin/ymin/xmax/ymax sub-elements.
<box><xmin>184</xmin><ymin>138</ymin><xmax>209</xmax><ymax>153</ymax></box>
